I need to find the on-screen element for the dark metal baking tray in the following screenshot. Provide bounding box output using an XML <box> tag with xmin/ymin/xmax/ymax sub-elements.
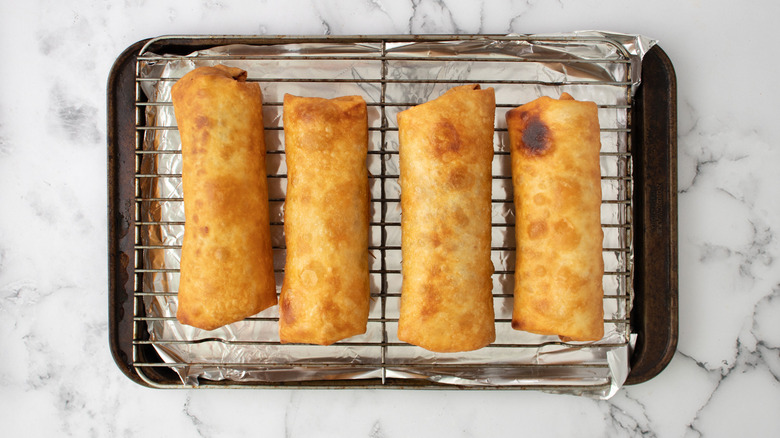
<box><xmin>107</xmin><ymin>35</ymin><xmax>677</xmax><ymax>389</ymax></box>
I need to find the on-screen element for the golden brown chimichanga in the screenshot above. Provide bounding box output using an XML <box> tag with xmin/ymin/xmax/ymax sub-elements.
<box><xmin>396</xmin><ymin>84</ymin><xmax>496</xmax><ymax>353</ymax></box>
<box><xmin>171</xmin><ymin>65</ymin><xmax>277</xmax><ymax>331</ymax></box>
<box><xmin>279</xmin><ymin>94</ymin><xmax>370</xmax><ymax>345</ymax></box>
<box><xmin>506</xmin><ymin>92</ymin><xmax>604</xmax><ymax>342</ymax></box>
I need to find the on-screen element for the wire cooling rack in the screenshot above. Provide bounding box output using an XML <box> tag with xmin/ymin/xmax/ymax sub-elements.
<box><xmin>115</xmin><ymin>34</ymin><xmax>643</xmax><ymax>396</ymax></box>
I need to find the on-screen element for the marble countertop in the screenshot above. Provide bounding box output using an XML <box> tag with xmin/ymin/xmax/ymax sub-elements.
<box><xmin>1</xmin><ymin>0</ymin><xmax>779</xmax><ymax>436</ymax></box>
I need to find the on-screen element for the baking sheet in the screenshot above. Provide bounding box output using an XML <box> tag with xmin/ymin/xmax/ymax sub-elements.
<box><xmin>135</xmin><ymin>32</ymin><xmax>654</xmax><ymax>398</ymax></box>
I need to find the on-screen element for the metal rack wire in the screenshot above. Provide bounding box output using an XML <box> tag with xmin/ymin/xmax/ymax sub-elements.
<box><xmin>130</xmin><ymin>35</ymin><xmax>634</xmax><ymax>393</ymax></box>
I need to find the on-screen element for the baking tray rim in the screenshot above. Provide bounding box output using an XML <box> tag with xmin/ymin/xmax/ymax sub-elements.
<box><xmin>107</xmin><ymin>34</ymin><xmax>678</xmax><ymax>389</ymax></box>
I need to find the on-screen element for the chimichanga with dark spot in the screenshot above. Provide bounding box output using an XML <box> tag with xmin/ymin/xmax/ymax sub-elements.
<box><xmin>397</xmin><ymin>85</ymin><xmax>496</xmax><ymax>353</ymax></box>
<box><xmin>506</xmin><ymin>93</ymin><xmax>604</xmax><ymax>342</ymax></box>
<box><xmin>172</xmin><ymin>65</ymin><xmax>277</xmax><ymax>331</ymax></box>
<box><xmin>279</xmin><ymin>94</ymin><xmax>370</xmax><ymax>345</ymax></box>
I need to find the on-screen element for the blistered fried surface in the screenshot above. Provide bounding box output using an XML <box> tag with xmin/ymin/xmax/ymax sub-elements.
<box><xmin>397</xmin><ymin>85</ymin><xmax>496</xmax><ymax>352</ymax></box>
<box><xmin>172</xmin><ymin>65</ymin><xmax>277</xmax><ymax>331</ymax></box>
<box><xmin>507</xmin><ymin>93</ymin><xmax>605</xmax><ymax>341</ymax></box>
<box><xmin>279</xmin><ymin>94</ymin><xmax>370</xmax><ymax>345</ymax></box>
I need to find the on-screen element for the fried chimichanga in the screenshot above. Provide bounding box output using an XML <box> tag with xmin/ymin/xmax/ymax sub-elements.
<box><xmin>397</xmin><ymin>84</ymin><xmax>496</xmax><ymax>353</ymax></box>
<box><xmin>171</xmin><ymin>65</ymin><xmax>277</xmax><ymax>331</ymax></box>
<box><xmin>279</xmin><ymin>94</ymin><xmax>370</xmax><ymax>345</ymax></box>
<box><xmin>506</xmin><ymin>93</ymin><xmax>604</xmax><ymax>341</ymax></box>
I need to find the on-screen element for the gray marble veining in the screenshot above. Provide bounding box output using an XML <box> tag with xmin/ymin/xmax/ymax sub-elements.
<box><xmin>0</xmin><ymin>0</ymin><xmax>778</xmax><ymax>436</ymax></box>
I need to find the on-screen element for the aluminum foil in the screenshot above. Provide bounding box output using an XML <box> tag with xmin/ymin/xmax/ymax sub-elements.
<box><xmin>137</xmin><ymin>32</ymin><xmax>655</xmax><ymax>398</ymax></box>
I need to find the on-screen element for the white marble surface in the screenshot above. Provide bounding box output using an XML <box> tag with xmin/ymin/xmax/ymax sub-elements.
<box><xmin>1</xmin><ymin>0</ymin><xmax>779</xmax><ymax>436</ymax></box>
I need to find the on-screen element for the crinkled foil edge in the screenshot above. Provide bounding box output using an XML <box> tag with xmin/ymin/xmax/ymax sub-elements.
<box><xmin>136</xmin><ymin>32</ymin><xmax>654</xmax><ymax>398</ymax></box>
